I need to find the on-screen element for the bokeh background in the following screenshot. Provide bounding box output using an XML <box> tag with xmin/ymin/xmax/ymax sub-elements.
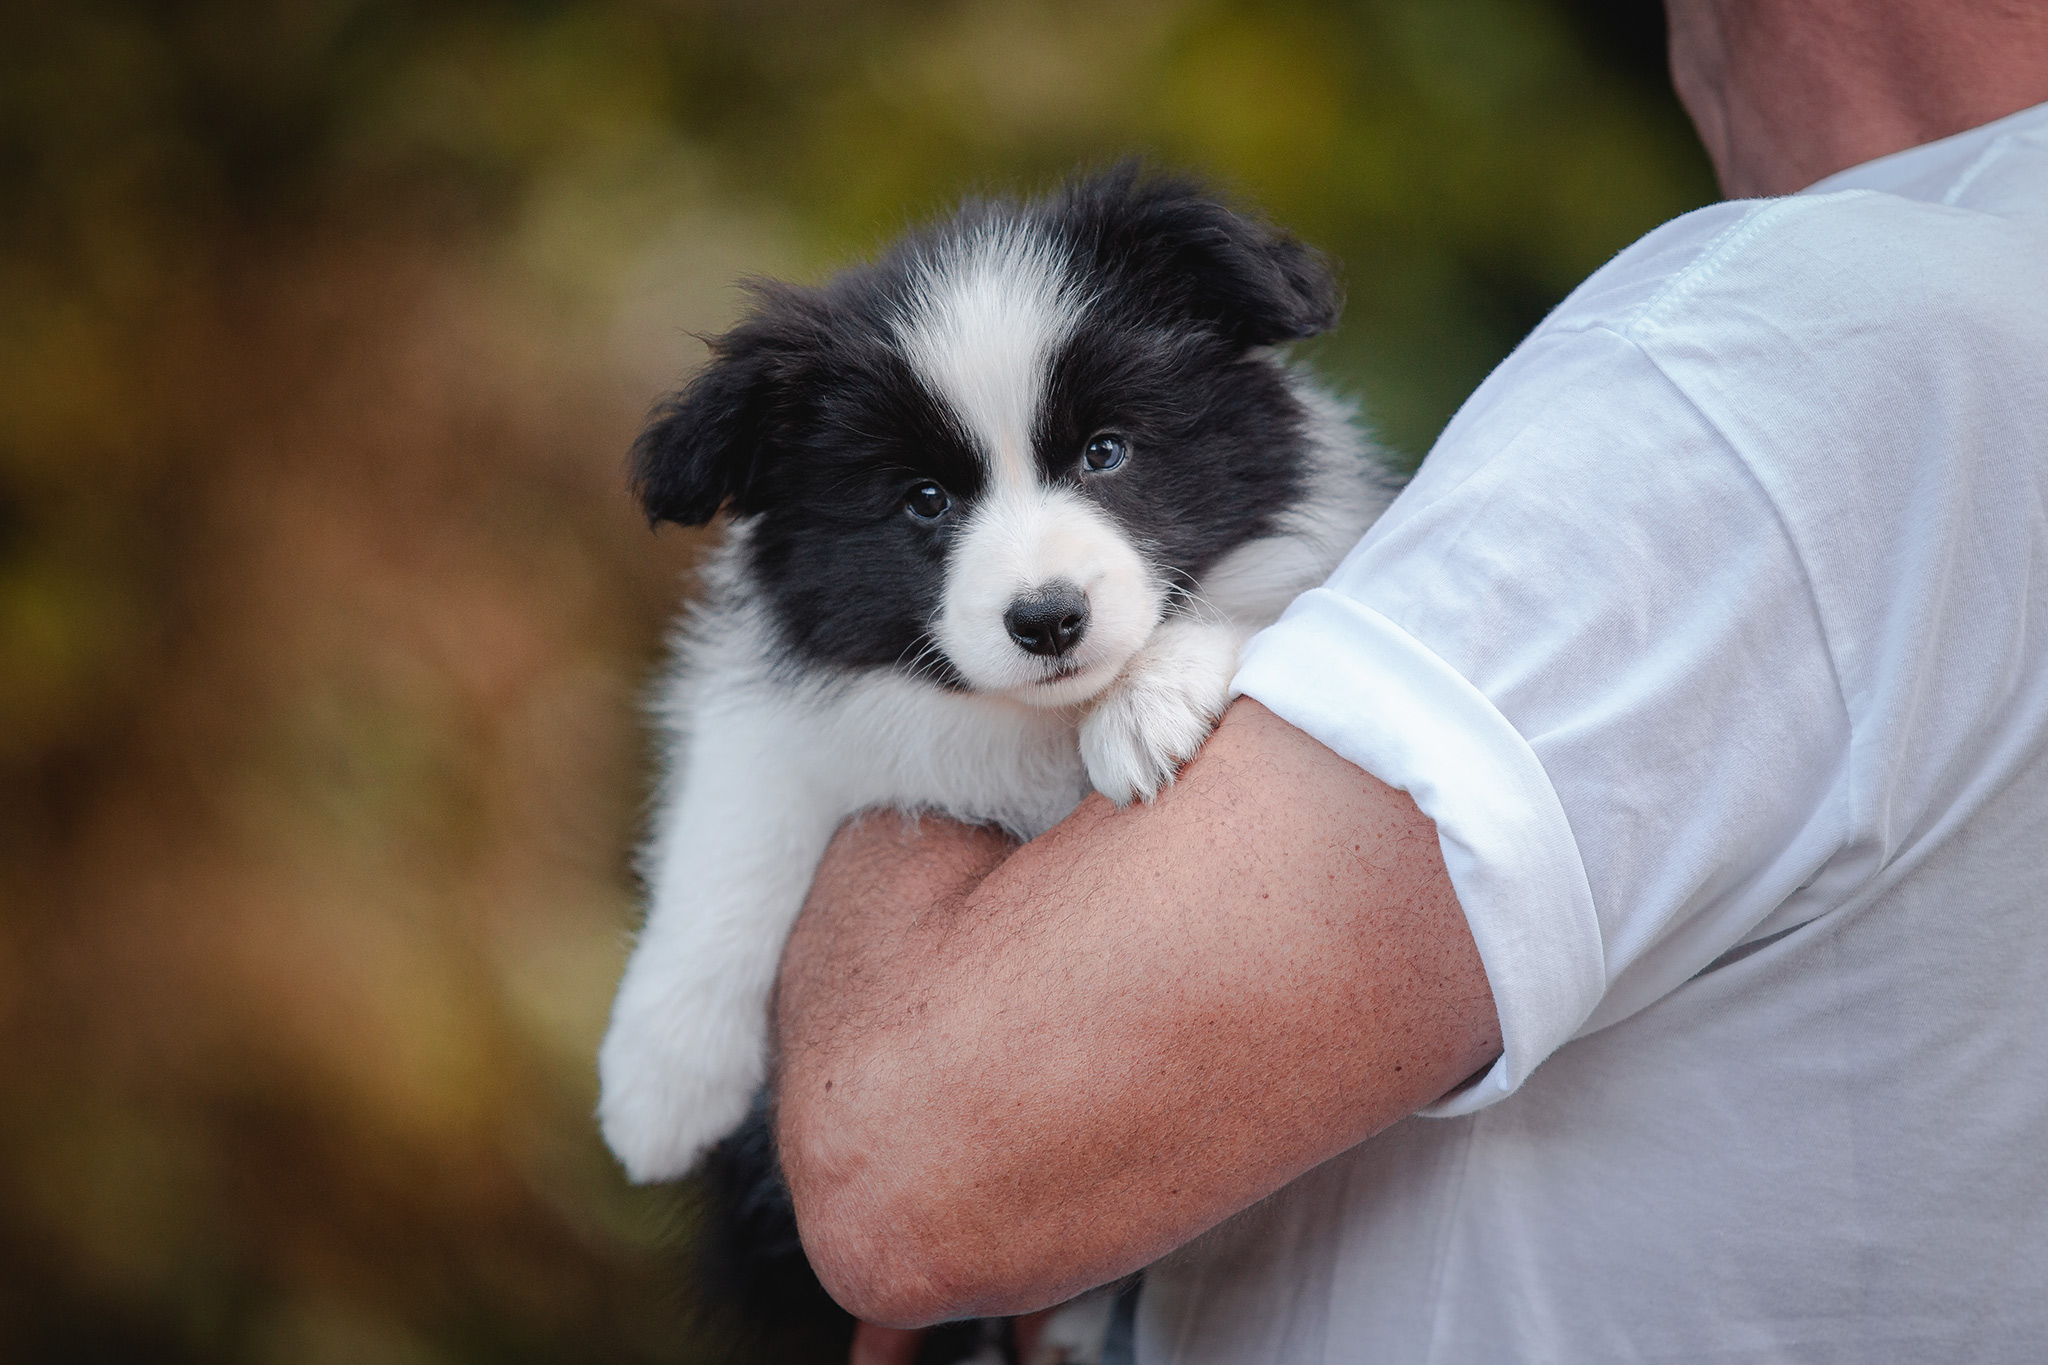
<box><xmin>1</xmin><ymin>2</ymin><xmax>1713</xmax><ymax>1360</ymax></box>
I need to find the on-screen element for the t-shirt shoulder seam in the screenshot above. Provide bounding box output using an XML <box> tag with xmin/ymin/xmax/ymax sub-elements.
<box><xmin>1610</xmin><ymin>188</ymin><xmax>2012</xmax><ymax>340</ymax></box>
<box><xmin>1942</xmin><ymin>132</ymin><xmax>2016</xmax><ymax>205</ymax></box>
<box><xmin>1613</xmin><ymin>198</ymin><xmax>1810</xmax><ymax>338</ymax></box>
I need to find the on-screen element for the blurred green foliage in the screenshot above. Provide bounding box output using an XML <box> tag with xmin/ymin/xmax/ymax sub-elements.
<box><xmin>0</xmin><ymin>1</ymin><xmax>1711</xmax><ymax>1361</ymax></box>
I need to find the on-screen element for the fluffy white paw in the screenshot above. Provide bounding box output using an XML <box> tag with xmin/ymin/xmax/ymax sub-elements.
<box><xmin>1079</xmin><ymin>622</ymin><xmax>1242</xmax><ymax>804</ymax></box>
<box><xmin>596</xmin><ymin>986</ymin><xmax>763</xmax><ymax>1183</ymax></box>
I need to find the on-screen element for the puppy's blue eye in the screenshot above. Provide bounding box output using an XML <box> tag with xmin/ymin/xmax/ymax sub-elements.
<box><xmin>1083</xmin><ymin>434</ymin><xmax>1128</xmax><ymax>472</ymax></box>
<box><xmin>906</xmin><ymin>481</ymin><xmax>951</xmax><ymax>520</ymax></box>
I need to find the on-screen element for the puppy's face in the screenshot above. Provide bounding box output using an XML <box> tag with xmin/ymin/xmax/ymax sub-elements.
<box><xmin>632</xmin><ymin>168</ymin><xmax>1341</xmax><ymax>705</ymax></box>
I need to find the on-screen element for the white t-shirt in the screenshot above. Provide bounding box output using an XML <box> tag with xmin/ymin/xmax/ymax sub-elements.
<box><xmin>1141</xmin><ymin>102</ymin><xmax>2048</xmax><ymax>1363</ymax></box>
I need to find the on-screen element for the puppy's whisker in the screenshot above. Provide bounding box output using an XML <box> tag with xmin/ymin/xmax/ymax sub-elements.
<box><xmin>1152</xmin><ymin>562</ymin><xmax>1225</xmax><ymax>626</ymax></box>
<box><xmin>893</xmin><ymin>633</ymin><xmax>955</xmax><ymax>687</ymax></box>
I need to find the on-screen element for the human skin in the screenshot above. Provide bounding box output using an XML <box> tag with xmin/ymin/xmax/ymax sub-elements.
<box><xmin>1664</xmin><ymin>0</ymin><xmax>2048</xmax><ymax>198</ymax></box>
<box><xmin>777</xmin><ymin>700</ymin><xmax>1500</xmax><ymax>1325</ymax></box>
<box><xmin>777</xmin><ymin>0</ymin><xmax>2048</xmax><ymax>1334</ymax></box>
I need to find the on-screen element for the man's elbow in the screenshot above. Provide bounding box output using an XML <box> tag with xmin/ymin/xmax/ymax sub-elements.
<box><xmin>791</xmin><ymin>1189</ymin><xmax>976</xmax><ymax>1328</ymax></box>
<box><xmin>778</xmin><ymin>1089</ymin><xmax>1017</xmax><ymax>1326</ymax></box>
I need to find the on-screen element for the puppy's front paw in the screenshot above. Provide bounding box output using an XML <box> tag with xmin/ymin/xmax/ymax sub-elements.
<box><xmin>1079</xmin><ymin>622</ymin><xmax>1242</xmax><ymax>804</ymax></box>
<box><xmin>597</xmin><ymin>982</ymin><xmax>762</xmax><ymax>1184</ymax></box>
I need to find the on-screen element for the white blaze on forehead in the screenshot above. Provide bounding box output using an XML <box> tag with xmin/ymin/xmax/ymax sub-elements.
<box><xmin>895</xmin><ymin>224</ymin><xmax>1079</xmax><ymax>490</ymax></box>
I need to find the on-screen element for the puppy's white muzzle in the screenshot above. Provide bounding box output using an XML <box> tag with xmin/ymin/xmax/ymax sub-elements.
<box><xmin>934</xmin><ymin>484</ymin><xmax>1162</xmax><ymax>707</ymax></box>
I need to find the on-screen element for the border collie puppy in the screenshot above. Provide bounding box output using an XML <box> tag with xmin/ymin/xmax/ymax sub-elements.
<box><xmin>599</xmin><ymin>164</ymin><xmax>1391</xmax><ymax>1184</ymax></box>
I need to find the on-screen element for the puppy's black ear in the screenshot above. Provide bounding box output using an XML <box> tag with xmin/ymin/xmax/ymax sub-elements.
<box><xmin>631</xmin><ymin>290</ymin><xmax>810</xmax><ymax>527</ymax></box>
<box><xmin>1066</xmin><ymin>162</ymin><xmax>1342</xmax><ymax>347</ymax></box>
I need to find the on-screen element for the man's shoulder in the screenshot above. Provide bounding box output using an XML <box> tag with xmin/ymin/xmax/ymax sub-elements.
<box><xmin>1547</xmin><ymin>189</ymin><xmax>2046</xmax><ymax>353</ymax></box>
<box><xmin>1408</xmin><ymin>180</ymin><xmax>2046</xmax><ymax>557</ymax></box>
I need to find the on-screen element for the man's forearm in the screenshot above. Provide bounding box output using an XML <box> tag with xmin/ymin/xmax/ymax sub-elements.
<box><xmin>776</xmin><ymin>811</ymin><xmax>1018</xmax><ymax>1106</ymax></box>
<box><xmin>774</xmin><ymin>700</ymin><xmax>1501</xmax><ymax>1326</ymax></box>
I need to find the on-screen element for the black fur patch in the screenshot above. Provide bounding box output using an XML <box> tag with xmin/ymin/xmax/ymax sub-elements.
<box><xmin>695</xmin><ymin>1090</ymin><xmax>846</xmax><ymax>1329</ymax></box>
<box><xmin>631</xmin><ymin>163</ymin><xmax>1341</xmax><ymax>684</ymax></box>
<box><xmin>1046</xmin><ymin>162</ymin><xmax>1342</xmax><ymax>348</ymax></box>
<box><xmin>1035</xmin><ymin>321</ymin><xmax>1311</xmax><ymax>598</ymax></box>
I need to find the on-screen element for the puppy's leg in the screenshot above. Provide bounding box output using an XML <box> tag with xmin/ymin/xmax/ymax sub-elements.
<box><xmin>598</xmin><ymin>719</ymin><xmax>845</xmax><ymax>1183</ymax></box>
<box><xmin>1079</xmin><ymin>618</ymin><xmax>1252</xmax><ymax>805</ymax></box>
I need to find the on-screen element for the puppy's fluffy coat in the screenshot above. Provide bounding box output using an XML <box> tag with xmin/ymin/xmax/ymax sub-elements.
<box><xmin>599</xmin><ymin>167</ymin><xmax>1389</xmax><ymax>1183</ymax></box>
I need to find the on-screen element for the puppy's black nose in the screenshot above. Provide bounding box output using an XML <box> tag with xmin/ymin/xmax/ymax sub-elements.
<box><xmin>1005</xmin><ymin>583</ymin><xmax>1090</xmax><ymax>657</ymax></box>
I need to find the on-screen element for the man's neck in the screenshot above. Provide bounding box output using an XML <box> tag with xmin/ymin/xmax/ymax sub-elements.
<box><xmin>1665</xmin><ymin>0</ymin><xmax>2048</xmax><ymax>198</ymax></box>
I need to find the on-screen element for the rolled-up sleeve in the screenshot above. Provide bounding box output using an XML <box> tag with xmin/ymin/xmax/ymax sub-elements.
<box><xmin>1236</xmin><ymin>319</ymin><xmax>1852</xmax><ymax>1111</ymax></box>
<box><xmin>1234</xmin><ymin>591</ymin><xmax>1602</xmax><ymax>1113</ymax></box>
